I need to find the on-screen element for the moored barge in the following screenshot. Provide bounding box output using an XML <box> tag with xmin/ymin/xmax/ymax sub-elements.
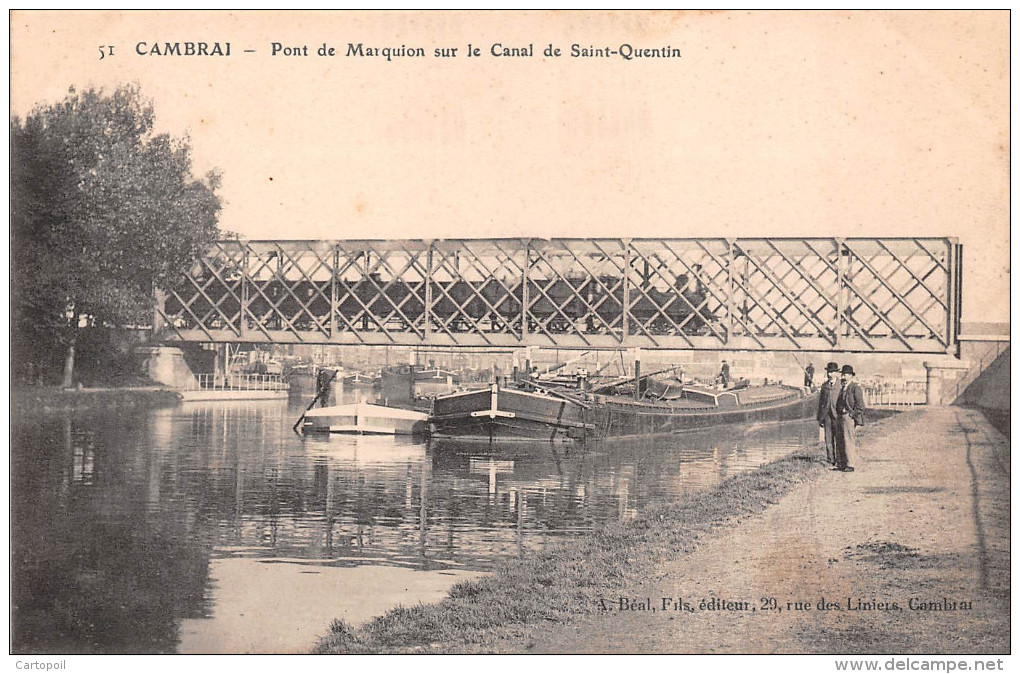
<box><xmin>429</xmin><ymin>382</ymin><xmax>816</xmax><ymax>442</ymax></box>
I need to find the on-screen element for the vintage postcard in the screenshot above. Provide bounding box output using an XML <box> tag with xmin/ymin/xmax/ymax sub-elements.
<box><xmin>9</xmin><ymin>10</ymin><xmax>1010</xmax><ymax>664</ymax></box>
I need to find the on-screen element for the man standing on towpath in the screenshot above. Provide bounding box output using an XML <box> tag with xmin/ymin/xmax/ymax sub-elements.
<box><xmin>816</xmin><ymin>361</ymin><xmax>841</xmax><ymax>466</ymax></box>
<box><xmin>834</xmin><ymin>364</ymin><xmax>866</xmax><ymax>472</ymax></box>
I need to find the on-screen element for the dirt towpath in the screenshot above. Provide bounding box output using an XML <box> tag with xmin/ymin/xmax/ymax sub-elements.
<box><xmin>495</xmin><ymin>407</ymin><xmax>1010</xmax><ymax>654</ymax></box>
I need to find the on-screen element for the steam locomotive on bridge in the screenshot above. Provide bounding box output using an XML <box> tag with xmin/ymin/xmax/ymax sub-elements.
<box><xmin>156</xmin><ymin>237</ymin><xmax>961</xmax><ymax>353</ymax></box>
<box><xmin>166</xmin><ymin>270</ymin><xmax>716</xmax><ymax>336</ymax></box>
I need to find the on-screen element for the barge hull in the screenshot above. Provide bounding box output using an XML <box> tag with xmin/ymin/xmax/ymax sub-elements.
<box><xmin>430</xmin><ymin>385</ymin><xmax>593</xmax><ymax>442</ymax></box>
<box><xmin>430</xmin><ymin>384</ymin><xmax>817</xmax><ymax>442</ymax></box>
<box><xmin>303</xmin><ymin>402</ymin><xmax>428</xmax><ymax>436</ymax></box>
<box><xmin>587</xmin><ymin>395</ymin><xmax>816</xmax><ymax>439</ymax></box>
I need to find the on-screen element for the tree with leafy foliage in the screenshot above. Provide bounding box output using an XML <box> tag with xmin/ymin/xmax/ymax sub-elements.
<box><xmin>11</xmin><ymin>85</ymin><xmax>221</xmax><ymax>387</ymax></box>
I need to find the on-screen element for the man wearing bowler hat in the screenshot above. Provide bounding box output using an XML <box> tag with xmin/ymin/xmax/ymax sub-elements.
<box><xmin>816</xmin><ymin>361</ymin><xmax>842</xmax><ymax>466</ymax></box>
<box><xmin>834</xmin><ymin>364</ymin><xmax>866</xmax><ymax>472</ymax></box>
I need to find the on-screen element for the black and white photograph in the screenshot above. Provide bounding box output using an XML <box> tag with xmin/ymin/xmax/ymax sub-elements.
<box><xmin>9</xmin><ymin>10</ymin><xmax>1010</xmax><ymax>663</ymax></box>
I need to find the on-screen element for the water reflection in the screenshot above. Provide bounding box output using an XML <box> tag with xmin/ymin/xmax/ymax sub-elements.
<box><xmin>11</xmin><ymin>396</ymin><xmax>815</xmax><ymax>653</ymax></box>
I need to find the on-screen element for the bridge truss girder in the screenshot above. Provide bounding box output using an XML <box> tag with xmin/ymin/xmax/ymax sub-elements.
<box><xmin>155</xmin><ymin>237</ymin><xmax>962</xmax><ymax>353</ymax></box>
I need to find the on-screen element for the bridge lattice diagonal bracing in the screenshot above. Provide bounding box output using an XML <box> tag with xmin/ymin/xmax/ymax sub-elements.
<box><xmin>155</xmin><ymin>238</ymin><xmax>962</xmax><ymax>353</ymax></box>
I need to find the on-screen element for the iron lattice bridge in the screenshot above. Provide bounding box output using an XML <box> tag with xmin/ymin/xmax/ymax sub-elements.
<box><xmin>155</xmin><ymin>238</ymin><xmax>962</xmax><ymax>353</ymax></box>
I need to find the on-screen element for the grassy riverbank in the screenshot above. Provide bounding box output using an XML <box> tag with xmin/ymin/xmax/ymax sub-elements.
<box><xmin>314</xmin><ymin>446</ymin><xmax>830</xmax><ymax>654</ymax></box>
<box><xmin>11</xmin><ymin>384</ymin><xmax>181</xmax><ymax>415</ymax></box>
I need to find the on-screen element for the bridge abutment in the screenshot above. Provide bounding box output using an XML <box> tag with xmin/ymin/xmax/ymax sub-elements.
<box><xmin>136</xmin><ymin>346</ymin><xmax>197</xmax><ymax>389</ymax></box>
<box><xmin>923</xmin><ymin>358</ymin><xmax>972</xmax><ymax>406</ymax></box>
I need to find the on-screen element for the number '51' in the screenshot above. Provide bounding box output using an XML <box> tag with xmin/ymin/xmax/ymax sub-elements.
<box><xmin>99</xmin><ymin>45</ymin><xmax>115</xmax><ymax>60</ymax></box>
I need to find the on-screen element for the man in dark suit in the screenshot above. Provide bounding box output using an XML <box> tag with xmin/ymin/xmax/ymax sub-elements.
<box><xmin>816</xmin><ymin>361</ymin><xmax>841</xmax><ymax>466</ymax></box>
<box><xmin>834</xmin><ymin>364</ymin><xmax>866</xmax><ymax>472</ymax></box>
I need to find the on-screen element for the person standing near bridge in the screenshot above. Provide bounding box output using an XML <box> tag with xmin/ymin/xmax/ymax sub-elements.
<box><xmin>834</xmin><ymin>364</ymin><xmax>866</xmax><ymax>472</ymax></box>
<box><xmin>316</xmin><ymin>367</ymin><xmax>336</xmax><ymax>408</ymax></box>
<box><xmin>816</xmin><ymin>361</ymin><xmax>841</xmax><ymax>466</ymax></box>
<box><xmin>804</xmin><ymin>362</ymin><xmax>815</xmax><ymax>388</ymax></box>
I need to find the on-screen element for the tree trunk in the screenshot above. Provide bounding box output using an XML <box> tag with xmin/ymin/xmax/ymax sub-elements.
<box><xmin>61</xmin><ymin>319</ymin><xmax>78</xmax><ymax>389</ymax></box>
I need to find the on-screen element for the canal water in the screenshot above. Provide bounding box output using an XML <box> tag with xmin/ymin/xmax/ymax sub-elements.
<box><xmin>11</xmin><ymin>393</ymin><xmax>817</xmax><ymax>654</ymax></box>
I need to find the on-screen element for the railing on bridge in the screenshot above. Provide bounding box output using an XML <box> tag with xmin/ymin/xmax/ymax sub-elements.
<box><xmin>155</xmin><ymin>237</ymin><xmax>962</xmax><ymax>353</ymax></box>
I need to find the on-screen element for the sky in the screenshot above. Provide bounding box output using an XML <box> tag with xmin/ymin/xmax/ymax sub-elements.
<box><xmin>10</xmin><ymin>10</ymin><xmax>1010</xmax><ymax>324</ymax></box>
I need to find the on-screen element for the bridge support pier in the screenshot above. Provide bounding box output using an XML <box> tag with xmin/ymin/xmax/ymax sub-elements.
<box><xmin>923</xmin><ymin>358</ymin><xmax>971</xmax><ymax>406</ymax></box>
<box><xmin>136</xmin><ymin>346</ymin><xmax>197</xmax><ymax>389</ymax></box>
